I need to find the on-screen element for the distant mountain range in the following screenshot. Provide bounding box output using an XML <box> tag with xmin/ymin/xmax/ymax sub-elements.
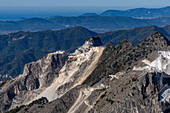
<box><xmin>1</xmin><ymin>16</ymin><xmax>170</xmax><ymax>34</ymax></box>
<box><xmin>1</xmin><ymin>6</ymin><xmax>170</xmax><ymax>113</ymax></box>
<box><xmin>1</xmin><ymin>25</ymin><xmax>170</xmax><ymax>81</ymax></box>
<box><xmin>81</xmin><ymin>6</ymin><xmax>170</xmax><ymax>19</ymax></box>
<box><xmin>1</xmin><ymin>6</ymin><xmax>170</xmax><ymax>34</ymax></box>
<box><xmin>100</xmin><ymin>6</ymin><xmax>170</xmax><ymax>19</ymax></box>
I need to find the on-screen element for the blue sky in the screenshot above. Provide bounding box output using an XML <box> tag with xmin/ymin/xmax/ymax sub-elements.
<box><xmin>0</xmin><ymin>0</ymin><xmax>170</xmax><ymax>20</ymax></box>
<box><xmin>0</xmin><ymin>0</ymin><xmax>170</xmax><ymax>8</ymax></box>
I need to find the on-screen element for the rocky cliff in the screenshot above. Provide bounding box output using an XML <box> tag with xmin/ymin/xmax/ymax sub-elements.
<box><xmin>0</xmin><ymin>50</ymin><xmax>68</xmax><ymax>112</ymax></box>
<box><xmin>0</xmin><ymin>36</ymin><xmax>104</xmax><ymax>113</ymax></box>
<box><xmin>1</xmin><ymin>32</ymin><xmax>170</xmax><ymax>113</ymax></box>
<box><xmin>81</xmin><ymin>31</ymin><xmax>170</xmax><ymax>113</ymax></box>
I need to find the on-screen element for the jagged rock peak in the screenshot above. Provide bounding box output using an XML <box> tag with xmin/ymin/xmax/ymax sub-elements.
<box><xmin>118</xmin><ymin>38</ymin><xmax>132</xmax><ymax>45</ymax></box>
<box><xmin>115</xmin><ymin>38</ymin><xmax>133</xmax><ymax>50</ymax></box>
<box><xmin>85</xmin><ymin>36</ymin><xmax>103</xmax><ymax>47</ymax></box>
<box><xmin>150</xmin><ymin>31</ymin><xmax>169</xmax><ymax>42</ymax></box>
<box><xmin>24</xmin><ymin>50</ymin><xmax>67</xmax><ymax>73</ymax></box>
<box><xmin>146</xmin><ymin>31</ymin><xmax>169</xmax><ymax>44</ymax></box>
<box><xmin>106</xmin><ymin>42</ymin><xmax>115</xmax><ymax>48</ymax></box>
<box><xmin>72</xmin><ymin>37</ymin><xmax>103</xmax><ymax>55</ymax></box>
<box><xmin>139</xmin><ymin>31</ymin><xmax>170</xmax><ymax>50</ymax></box>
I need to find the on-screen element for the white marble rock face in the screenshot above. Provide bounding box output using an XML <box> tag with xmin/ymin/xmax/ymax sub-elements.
<box><xmin>161</xmin><ymin>89</ymin><xmax>170</xmax><ymax>103</ymax></box>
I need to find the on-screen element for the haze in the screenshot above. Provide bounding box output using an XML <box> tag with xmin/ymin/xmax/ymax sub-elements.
<box><xmin>0</xmin><ymin>0</ymin><xmax>170</xmax><ymax>20</ymax></box>
<box><xmin>1</xmin><ymin>0</ymin><xmax>170</xmax><ymax>7</ymax></box>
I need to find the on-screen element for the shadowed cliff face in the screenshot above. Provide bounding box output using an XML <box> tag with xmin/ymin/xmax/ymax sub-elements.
<box><xmin>23</xmin><ymin>51</ymin><xmax>68</xmax><ymax>89</ymax></box>
<box><xmin>0</xmin><ymin>51</ymin><xmax>68</xmax><ymax>112</ymax></box>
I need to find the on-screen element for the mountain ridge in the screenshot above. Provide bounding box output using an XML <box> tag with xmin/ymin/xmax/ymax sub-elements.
<box><xmin>4</xmin><ymin>31</ymin><xmax>170</xmax><ymax>113</ymax></box>
<box><xmin>101</xmin><ymin>6</ymin><xmax>170</xmax><ymax>19</ymax></box>
<box><xmin>0</xmin><ymin>36</ymin><xmax>105</xmax><ymax>112</ymax></box>
<box><xmin>2</xmin><ymin>15</ymin><xmax>170</xmax><ymax>34</ymax></box>
<box><xmin>0</xmin><ymin>26</ymin><xmax>98</xmax><ymax>81</ymax></box>
<box><xmin>84</xmin><ymin>31</ymin><xmax>170</xmax><ymax>86</ymax></box>
<box><xmin>1</xmin><ymin>25</ymin><xmax>170</xmax><ymax>81</ymax></box>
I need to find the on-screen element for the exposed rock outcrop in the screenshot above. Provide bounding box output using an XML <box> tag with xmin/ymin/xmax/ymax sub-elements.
<box><xmin>2</xmin><ymin>32</ymin><xmax>170</xmax><ymax>113</ymax></box>
<box><xmin>27</xmin><ymin>31</ymin><xmax>169</xmax><ymax>113</ymax></box>
<box><xmin>0</xmin><ymin>51</ymin><xmax>68</xmax><ymax>112</ymax></box>
<box><xmin>31</xmin><ymin>37</ymin><xmax>104</xmax><ymax>102</ymax></box>
<box><xmin>0</xmin><ymin>36</ymin><xmax>104</xmax><ymax>113</ymax></box>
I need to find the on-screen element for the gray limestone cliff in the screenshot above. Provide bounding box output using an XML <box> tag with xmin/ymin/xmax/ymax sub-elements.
<box><xmin>0</xmin><ymin>51</ymin><xmax>67</xmax><ymax>112</ymax></box>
